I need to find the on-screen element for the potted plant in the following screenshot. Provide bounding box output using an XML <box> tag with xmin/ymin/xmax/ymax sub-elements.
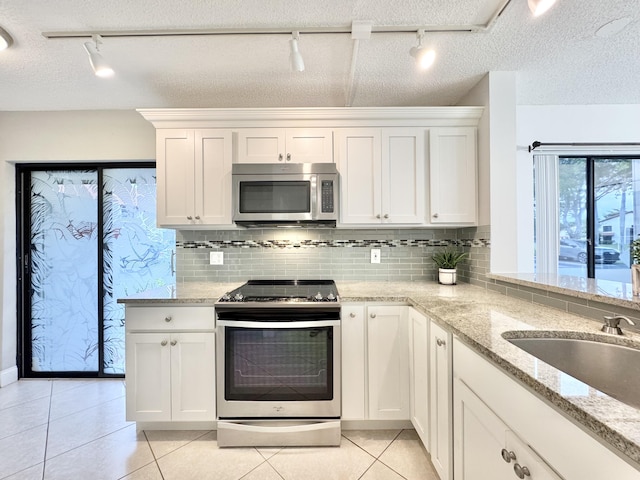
<box><xmin>630</xmin><ymin>238</ymin><xmax>640</xmax><ymax>295</ymax></box>
<box><xmin>432</xmin><ymin>246</ymin><xmax>468</xmax><ymax>285</ymax></box>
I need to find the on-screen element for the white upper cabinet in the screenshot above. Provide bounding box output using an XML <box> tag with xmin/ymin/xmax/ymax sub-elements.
<box><xmin>429</xmin><ymin>126</ymin><xmax>477</xmax><ymax>225</ymax></box>
<box><xmin>336</xmin><ymin>128</ymin><xmax>425</xmax><ymax>225</ymax></box>
<box><xmin>156</xmin><ymin>129</ymin><xmax>233</xmax><ymax>227</ymax></box>
<box><xmin>235</xmin><ymin>128</ymin><xmax>333</xmax><ymax>163</ymax></box>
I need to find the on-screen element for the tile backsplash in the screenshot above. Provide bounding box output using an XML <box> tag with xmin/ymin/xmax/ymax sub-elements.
<box><xmin>176</xmin><ymin>226</ymin><xmax>490</xmax><ymax>283</ymax></box>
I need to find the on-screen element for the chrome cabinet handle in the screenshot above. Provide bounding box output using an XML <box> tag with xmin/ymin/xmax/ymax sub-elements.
<box><xmin>436</xmin><ymin>337</ymin><xmax>446</xmax><ymax>347</ymax></box>
<box><xmin>278</xmin><ymin>153</ymin><xmax>284</xmax><ymax>161</ymax></box>
<box><xmin>513</xmin><ymin>463</ymin><xmax>530</xmax><ymax>479</ymax></box>
<box><xmin>165</xmin><ymin>316</ymin><xmax>172</xmax><ymax>323</ymax></box>
<box><xmin>286</xmin><ymin>153</ymin><xmax>291</xmax><ymax>162</ymax></box>
<box><xmin>160</xmin><ymin>340</ymin><xmax>168</xmax><ymax>346</ymax></box>
<box><xmin>170</xmin><ymin>340</ymin><xmax>177</xmax><ymax>346</ymax></box>
<box><xmin>170</xmin><ymin>250</ymin><xmax>176</xmax><ymax>275</ymax></box>
<box><xmin>500</xmin><ymin>449</ymin><xmax>516</xmax><ymax>463</ymax></box>
<box><xmin>349</xmin><ymin>312</ymin><xmax>356</xmax><ymax>318</ymax></box>
<box><xmin>370</xmin><ymin>313</ymin><xmax>376</xmax><ymax>318</ymax></box>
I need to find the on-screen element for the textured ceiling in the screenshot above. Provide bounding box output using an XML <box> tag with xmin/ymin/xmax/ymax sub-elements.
<box><xmin>0</xmin><ymin>0</ymin><xmax>638</xmax><ymax>111</ymax></box>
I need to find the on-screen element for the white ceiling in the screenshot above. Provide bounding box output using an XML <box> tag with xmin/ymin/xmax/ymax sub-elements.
<box><xmin>0</xmin><ymin>0</ymin><xmax>638</xmax><ymax>111</ymax></box>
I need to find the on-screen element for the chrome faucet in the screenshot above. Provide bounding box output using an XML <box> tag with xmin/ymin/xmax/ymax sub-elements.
<box><xmin>601</xmin><ymin>315</ymin><xmax>636</xmax><ymax>335</ymax></box>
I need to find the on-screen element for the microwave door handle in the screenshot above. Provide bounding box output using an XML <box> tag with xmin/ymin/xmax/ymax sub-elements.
<box><xmin>310</xmin><ymin>175</ymin><xmax>317</xmax><ymax>218</ymax></box>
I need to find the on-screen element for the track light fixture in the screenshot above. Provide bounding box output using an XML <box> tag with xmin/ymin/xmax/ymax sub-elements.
<box><xmin>83</xmin><ymin>34</ymin><xmax>114</xmax><ymax>77</ymax></box>
<box><xmin>527</xmin><ymin>0</ymin><xmax>557</xmax><ymax>17</ymax></box>
<box><xmin>0</xmin><ymin>26</ymin><xmax>13</xmax><ymax>51</ymax></box>
<box><xmin>409</xmin><ymin>30</ymin><xmax>436</xmax><ymax>70</ymax></box>
<box><xmin>289</xmin><ymin>31</ymin><xmax>305</xmax><ymax>72</ymax></box>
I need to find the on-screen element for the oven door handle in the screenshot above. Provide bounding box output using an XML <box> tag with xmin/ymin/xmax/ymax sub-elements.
<box><xmin>216</xmin><ymin>320</ymin><xmax>340</xmax><ymax>329</ymax></box>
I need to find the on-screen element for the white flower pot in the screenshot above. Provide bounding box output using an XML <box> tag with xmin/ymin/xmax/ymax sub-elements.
<box><xmin>438</xmin><ymin>268</ymin><xmax>457</xmax><ymax>285</ymax></box>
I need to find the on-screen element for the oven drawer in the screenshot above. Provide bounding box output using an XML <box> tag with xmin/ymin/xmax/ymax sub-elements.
<box><xmin>125</xmin><ymin>305</ymin><xmax>215</xmax><ymax>332</ymax></box>
<box><xmin>217</xmin><ymin>420</ymin><xmax>341</xmax><ymax>447</ymax></box>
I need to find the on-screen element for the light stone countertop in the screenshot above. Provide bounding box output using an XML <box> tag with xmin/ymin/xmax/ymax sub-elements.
<box><xmin>119</xmin><ymin>280</ymin><xmax>640</xmax><ymax>468</ymax></box>
<box><xmin>489</xmin><ymin>272</ymin><xmax>640</xmax><ymax>311</ymax></box>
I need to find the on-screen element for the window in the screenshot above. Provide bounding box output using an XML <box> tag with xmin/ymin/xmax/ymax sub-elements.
<box><xmin>535</xmin><ymin>155</ymin><xmax>640</xmax><ymax>282</ymax></box>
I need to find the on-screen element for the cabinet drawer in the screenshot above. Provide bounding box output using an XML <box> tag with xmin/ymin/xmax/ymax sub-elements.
<box><xmin>125</xmin><ymin>306</ymin><xmax>215</xmax><ymax>332</ymax></box>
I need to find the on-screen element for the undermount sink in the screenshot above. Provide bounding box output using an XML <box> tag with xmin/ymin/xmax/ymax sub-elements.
<box><xmin>503</xmin><ymin>333</ymin><xmax>640</xmax><ymax>410</ymax></box>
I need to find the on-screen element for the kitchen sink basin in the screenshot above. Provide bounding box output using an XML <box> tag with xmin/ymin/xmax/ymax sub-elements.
<box><xmin>503</xmin><ymin>334</ymin><xmax>640</xmax><ymax>410</ymax></box>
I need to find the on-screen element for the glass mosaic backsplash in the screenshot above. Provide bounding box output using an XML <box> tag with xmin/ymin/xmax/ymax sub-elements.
<box><xmin>176</xmin><ymin>226</ymin><xmax>490</xmax><ymax>284</ymax></box>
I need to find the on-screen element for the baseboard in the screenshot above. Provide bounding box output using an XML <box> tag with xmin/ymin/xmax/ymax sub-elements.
<box><xmin>0</xmin><ymin>366</ymin><xmax>18</xmax><ymax>387</ymax></box>
<box><xmin>341</xmin><ymin>419</ymin><xmax>413</xmax><ymax>430</ymax></box>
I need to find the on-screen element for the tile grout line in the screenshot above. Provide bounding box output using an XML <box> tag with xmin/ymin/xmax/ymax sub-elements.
<box><xmin>355</xmin><ymin>429</ymin><xmax>410</xmax><ymax>480</ymax></box>
<box><xmin>41</xmin><ymin>380</ymin><xmax>54</xmax><ymax>480</ymax></box>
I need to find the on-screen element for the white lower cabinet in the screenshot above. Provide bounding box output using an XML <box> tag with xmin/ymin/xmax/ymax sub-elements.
<box><xmin>341</xmin><ymin>304</ymin><xmax>366</xmax><ymax>420</ymax></box>
<box><xmin>125</xmin><ymin>305</ymin><xmax>216</xmax><ymax>424</ymax></box>
<box><xmin>367</xmin><ymin>305</ymin><xmax>410</xmax><ymax>420</ymax></box>
<box><xmin>453</xmin><ymin>338</ymin><xmax>639</xmax><ymax>480</ymax></box>
<box><xmin>341</xmin><ymin>304</ymin><xmax>409</xmax><ymax>421</ymax></box>
<box><xmin>408</xmin><ymin>308</ymin><xmax>429</xmax><ymax>447</ymax></box>
<box><xmin>430</xmin><ymin>320</ymin><xmax>453</xmax><ymax>480</ymax></box>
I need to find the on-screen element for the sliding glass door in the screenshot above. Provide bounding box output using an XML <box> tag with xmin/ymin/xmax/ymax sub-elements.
<box><xmin>18</xmin><ymin>164</ymin><xmax>175</xmax><ymax>376</ymax></box>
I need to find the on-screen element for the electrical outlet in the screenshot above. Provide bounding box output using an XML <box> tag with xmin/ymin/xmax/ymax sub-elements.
<box><xmin>371</xmin><ymin>248</ymin><xmax>381</xmax><ymax>264</ymax></box>
<box><xmin>209</xmin><ymin>251</ymin><xmax>224</xmax><ymax>265</ymax></box>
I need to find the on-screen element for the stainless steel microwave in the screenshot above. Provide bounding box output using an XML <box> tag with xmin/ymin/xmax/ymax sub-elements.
<box><xmin>232</xmin><ymin>163</ymin><xmax>339</xmax><ymax>228</ymax></box>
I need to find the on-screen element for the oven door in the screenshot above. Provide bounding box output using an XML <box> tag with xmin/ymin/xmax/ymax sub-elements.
<box><xmin>216</xmin><ymin>319</ymin><xmax>341</xmax><ymax>419</ymax></box>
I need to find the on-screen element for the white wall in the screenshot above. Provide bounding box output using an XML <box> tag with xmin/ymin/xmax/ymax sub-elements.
<box><xmin>0</xmin><ymin>110</ymin><xmax>155</xmax><ymax>385</ymax></box>
<box><xmin>458</xmin><ymin>72</ymin><xmax>518</xmax><ymax>274</ymax></box>
<box><xmin>515</xmin><ymin>104</ymin><xmax>640</xmax><ymax>273</ymax></box>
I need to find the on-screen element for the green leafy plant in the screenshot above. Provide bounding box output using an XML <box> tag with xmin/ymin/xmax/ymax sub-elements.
<box><xmin>431</xmin><ymin>246</ymin><xmax>468</xmax><ymax>269</ymax></box>
<box><xmin>631</xmin><ymin>238</ymin><xmax>640</xmax><ymax>265</ymax></box>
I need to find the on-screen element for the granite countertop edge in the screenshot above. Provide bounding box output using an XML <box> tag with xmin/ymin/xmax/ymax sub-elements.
<box><xmin>119</xmin><ymin>280</ymin><xmax>640</xmax><ymax>467</ymax></box>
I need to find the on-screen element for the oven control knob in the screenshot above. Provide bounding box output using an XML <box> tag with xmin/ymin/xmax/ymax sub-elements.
<box><xmin>233</xmin><ymin>293</ymin><xmax>245</xmax><ymax>302</ymax></box>
<box><xmin>220</xmin><ymin>293</ymin><xmax>231</xmax><ymax>302</ymax></box>
<box><xmin>314</xmin><ymin>292</ymin><xmax>324</xmax><ymax>301</ymax></box>
<box><xmin>326</xmin><ymin>293</ymin><xmax>336</xmax><ymax>301</ymax></box>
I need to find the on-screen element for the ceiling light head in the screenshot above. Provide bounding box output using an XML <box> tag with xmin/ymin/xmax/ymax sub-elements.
<box><xmin>0</xmin><ymin>26</ymin><xmax>14</xmax><ymax>51</ymax></box>
<box><xmin>83</xmin><ymin>34</ymin><xmax>114</xmax><ymax>78</ymax></box>
<box><xmin>289</xmin><ymin>31</ymin><xmax>305</xmax><ymax>72</ymax></box>
<box><xmin>527</xmin><ymin>0</ymin><xmax>557</xmax><ymax>17</ymax></box>
<box><xmin>410</xmin><ymin>30</ymin><xmax>436</xmax><ymax>70</ymax></box>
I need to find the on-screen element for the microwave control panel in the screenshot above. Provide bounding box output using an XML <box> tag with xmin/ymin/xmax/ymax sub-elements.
<box><xmin>321</xmin><ymin>180</ymin><xmax>334</xmax><ymax>213</ymax></box>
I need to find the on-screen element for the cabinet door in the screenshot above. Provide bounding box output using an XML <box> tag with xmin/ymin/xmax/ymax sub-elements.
<box><xmin>195</xmin><ymin>129</ymin><xmax>233</xmax><ymax>225</ymax></box>
<box><xmin>235</xmin><ymin>128</ymin><xmax>286</xmax><ymax>163</ymax></box>
<box><xmin>341</xmin><ymin>305</ymin><xmax>367</xmax><ymax>420</ymax></box>
<box><xmin>285</xmin><ymin>128</ymin><xmax>334</xmax><ymax>163</ymax></box>
<box><xmin>156</xmin><ymin>129</ymin><xmax>196</xmax><ymax>226</ymax></box>
<box><xmin>367</xmin><ymin>306</ymin><xmax>409</xmax><ymax>420</ymax></box>
<box><xmin>504</xmin><ymin>431</ymin><xmax>564</xmax><ymax>480</ymax></box>
<box><xmin>125</xmin><ymin>333</ymin><xmax>172</xmax><ymax>422</ymax></box>
<box><xmin>408</xmin><ymin>308</ymin><xmax>429</xmax><ymax>449</ymax></box>
<box><xmin>335</xmin><ymin>129</ymin><xmax>382</xmax><ymax>224</ymax></box>
<box><xmin>170</xmin><ymin>332</ymin><xmax>216</xmax><ymax>422</ymax></box>
<box><xmin>382</xmin><ymin>128</ymin><xmax>426</xmax><ymax>224</ymax></box>
<box><xmin>430</xmin><ymin>321</ymin><xmax>453</xmax><ymax>480</ymax></box>
<box><xmin>453</xmin><ymin>378</ymin><xmax>513</xmax><ymax>480</ymax></box>
<box><xmin>429</xmin><ymin>127</ymin><xmax>477</xmax><ymax>225</ymax></box>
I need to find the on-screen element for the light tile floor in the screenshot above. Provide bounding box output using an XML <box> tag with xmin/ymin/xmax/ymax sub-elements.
<box><xmin>0</xmin><ymin>379</ymin><xmax>440</xmax><ymax>480</ymax></box>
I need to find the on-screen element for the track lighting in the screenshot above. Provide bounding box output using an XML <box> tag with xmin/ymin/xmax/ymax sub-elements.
<box><xmin>410</xmin><ymin>30</ymin><xmax>436</xmax><ymax>70</ymax></box>
<box><xmin>289</xmin><ymin>31</ymin><xmax>305</xmax><ymax>72</ymax></box>
<box><xmin>527</xmin><ymin>0</ymin><xmax>557</xmax><ymax>17</ymax></box>
<box><xmin>0</xmin><ymin>26</ymin><xmax>13</xmax><ymax>51</ymax></box>
<box><xmin>83</xmin><ymin>34</ymin><xmax>114</xmax><ymax>77</ymax></box>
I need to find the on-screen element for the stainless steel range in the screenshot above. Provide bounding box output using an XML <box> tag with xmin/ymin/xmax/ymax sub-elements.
<box><xmin>215</xmin><ymin>280</ymin><xmax>341</xmax><ymax>447</ymax></box>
